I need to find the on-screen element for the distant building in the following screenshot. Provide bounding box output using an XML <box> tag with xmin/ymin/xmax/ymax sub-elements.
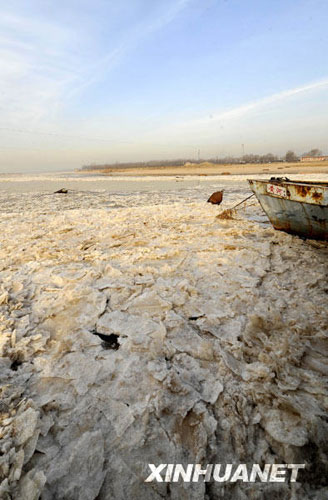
<box><xmin>301</xmin><ymin>155</ymin><xmax>328</xmax><ymax>162</ymax></box>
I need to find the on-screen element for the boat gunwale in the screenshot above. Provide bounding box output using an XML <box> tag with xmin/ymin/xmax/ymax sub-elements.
<box><xmin>247</xmin><ymin>179</ymin><xmax>328</xmax><ymax>188</ymax></box>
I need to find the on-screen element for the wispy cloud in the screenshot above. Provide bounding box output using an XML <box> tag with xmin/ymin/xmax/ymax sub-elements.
<box><xmin>143</xmin><ymin>0</ymin><xmax>193</xmax><ymax>33</ymax></box>
<box><xmin>182</xmin><ymin>77</ymin><xmax>328</xmax><ymax>128</ymax></box>
<box><xmin>67</xmin><ymin>0</ymin><xmax>194</xmax><ymax>98</ymax></box>
<box><xmin>0</xmin><ymin>1</ymin><xmax>194</xmax><ymax>128</ymax></box>
<box><xmin>0</xmin><ymin>11</ymin><xmax>78</xmax><ymax>127</ymax></box>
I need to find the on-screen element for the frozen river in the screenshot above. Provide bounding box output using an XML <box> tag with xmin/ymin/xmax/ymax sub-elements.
<box><xmin>0</xmin><ymin>171</ymin><xmax>327</xmax><ymax>499</ymax></box>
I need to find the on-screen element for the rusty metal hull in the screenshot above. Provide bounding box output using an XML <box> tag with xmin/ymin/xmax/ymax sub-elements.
<box><xmin>248</xmin><ymin>179</ymin><xmax>328</xmax><ymax>240</ymax></box>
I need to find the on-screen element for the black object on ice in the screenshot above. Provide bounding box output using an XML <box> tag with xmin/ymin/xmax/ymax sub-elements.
<box><xmin>91</xmin><ymin>330</ymin><xmax>120</xmax><ymax>350</ymax></box>
<box><xmin>54</xmin><ymin>188</ymin><xmax>68</xmax><ymax>194</ymax></box>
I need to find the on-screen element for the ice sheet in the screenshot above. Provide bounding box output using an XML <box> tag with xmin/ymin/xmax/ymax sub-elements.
<box><xmin>0</xmin><ymin>173</ymin><xmax>327</xmax><ymax>499</ymax></box>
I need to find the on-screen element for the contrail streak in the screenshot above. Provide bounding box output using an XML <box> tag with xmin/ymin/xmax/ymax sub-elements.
<box><xmin>183</xmin><ymin>77</ymin><xmax>328</xmax><ymax>127</ymax></box>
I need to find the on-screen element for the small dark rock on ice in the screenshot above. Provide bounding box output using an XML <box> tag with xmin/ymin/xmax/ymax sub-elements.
<box><xmin>54</xmin><ymin>188</ymin><xmax>68</xmax><ymax>194</ymax></box>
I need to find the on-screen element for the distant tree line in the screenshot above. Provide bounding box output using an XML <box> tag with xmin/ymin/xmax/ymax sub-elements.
<box><xmin>81</xmin><ymin>148</ymin><xmax>324</xmax><ymax>170</ymax></box>
<box><xmin>81</xmin><ymin>159</ymin><xmax>189</xmax><ymax>170</ymax></box>
<box><xmin>302</xmin><ymin>148</ymin><xmax>322</xmax><ymax>157</ymax></box>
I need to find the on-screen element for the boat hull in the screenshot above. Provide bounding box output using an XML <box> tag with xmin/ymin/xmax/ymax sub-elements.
<box><xmin>248</xmin><ymin>179</ymin><xmax>328</xmax><ymax>241</ymax></box>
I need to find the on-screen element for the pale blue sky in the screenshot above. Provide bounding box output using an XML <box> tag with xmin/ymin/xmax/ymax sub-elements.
<box><xmin>1</xmin><ymin>0</ymin><xmax>328</xmax><ymax>171</ymax></box>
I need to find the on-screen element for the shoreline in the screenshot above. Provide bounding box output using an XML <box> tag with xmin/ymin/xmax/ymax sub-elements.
<box><xmin>78</xmin><ymin>161</ymin><xmax>328</xmax><ymax>178</ymax></box>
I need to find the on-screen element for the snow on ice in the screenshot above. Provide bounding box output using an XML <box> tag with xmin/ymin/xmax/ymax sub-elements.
<box><xmin>0</xmin><ymin>174</ymin><xmax>327</xmax><ymax>499</ymax></box>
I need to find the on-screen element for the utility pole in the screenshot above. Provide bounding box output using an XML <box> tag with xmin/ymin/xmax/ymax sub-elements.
<box><xmin>242</xmin><ymin>144</ymin><xmax>245</xmax><ymax>156</ymax></box>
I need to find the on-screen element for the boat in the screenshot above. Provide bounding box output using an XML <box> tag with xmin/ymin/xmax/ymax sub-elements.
<box><xmin>248</xmin><ymin>177</ymin><xmax>328</xmax><ymax>241</ymax></box>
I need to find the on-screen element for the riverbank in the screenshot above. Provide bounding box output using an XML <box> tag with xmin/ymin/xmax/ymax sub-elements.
<box><xmin>79</xmin><ymin>160</ymin><xmax>328</xmax><ymax>177</ymax></box>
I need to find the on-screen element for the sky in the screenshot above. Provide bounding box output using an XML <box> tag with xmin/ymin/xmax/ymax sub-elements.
<box><xmin>1</xmin><ymin>0</ymin><xmax>328</xmax><ymax>172</ymax></box>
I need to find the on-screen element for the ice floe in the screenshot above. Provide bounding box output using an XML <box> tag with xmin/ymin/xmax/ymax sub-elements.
<box><xmin>0</xmin><ymin>174</ymin><xmax>327</xmax><ymax>499</ymax></box>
